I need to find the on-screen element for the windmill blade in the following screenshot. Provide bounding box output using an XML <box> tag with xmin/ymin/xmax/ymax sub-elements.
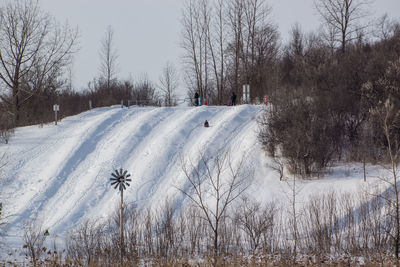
<box><xmin>126</xmin><ymin>174</ymin><xmax>131</xmax><ymax>178</ymax></box>
<box><xmin>110</xmin><ymin>177</ymin><xmax>118</xmax><ymax>181</ymax></box>
<box><xmin>123</xmin><ymin>170</ymin><xmax>127</xmax><ymax>177</ymax></box>
<box><xmin>126</xmin><ymin>183</ymin><xmax>130</xmax><ymax>187</ymax></box>
<box><xmin>111</xmin><ymin>173</ymin><xmax>118</xmax><ymax>178</ymax></box>
<box><xmin>114</xmin><ymin>183</ymin><xmax>119</xmax><ymax>190</ymax></box>
<box><xmin>126</xmin><ymin>178</ymin><xmax>132</xmax><ymax>182</ymax></box>
<box><xmin>111</xmin><ymin>181</ymin><xmax>118</xmax><ymax>186</ymax></box>
<box><xmin>122</xmin><ymin>183</ymin><xmax>126</xmax><ymax>190</ymax></box>
<box><xmin>120</xmin><ymin>168</ymin><xmax>123</xmax><ymax>175</ymax></box>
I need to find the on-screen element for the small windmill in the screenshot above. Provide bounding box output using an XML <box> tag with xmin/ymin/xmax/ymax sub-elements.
<box><xmin>110</xmin><ymin>168</ymin><xmax>131</xmax><ymax>265</ymax></box>
<box><xmin>110</xmin><ymin>168</ymin><xmax>132</xmax><ymax>191</ymax></box>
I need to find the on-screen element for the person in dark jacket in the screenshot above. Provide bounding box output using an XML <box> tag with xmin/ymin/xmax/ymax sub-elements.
<box><xmin>204</xmin><ymin>120</ymin><xmax>209</xmax><ymax>127</ymax></box>
<box><xmin>194</xmin><ymin>92</ymin><xmax>199</xmax><ymax>106</ymax></box>
<box><xmin>231</xmin><ymin>92</ymin><xmax>237</xmax><ymax>106</ymax></box>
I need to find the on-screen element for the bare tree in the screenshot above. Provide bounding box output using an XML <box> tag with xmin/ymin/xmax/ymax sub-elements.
<box><xmin>227</xmin><ymin>0</ymin><xmax>276</xmax><ymax>100</ymax></box>
<box><xmin>227</xmin><ymin>0</ymin><xmax>244</xmax><ymax>98</ymax></box>
<box><xmin>240</xmin><ymin>0</ymin><xmax>274</xmax><ymax>83</ymax></box>
<box><xmin>279</xmin><ymin>139</ymin><xmax>304</xmax><ymax>264</ymax></box>
<box><xmin>314</xmin><ymin>0</ymin><xmax>371</xmax><ymax>53</ymax></box>
<box><xmin>159</xmin><ymin>61</ymin><xmax>179</xmax><ymax>106</ymax></box>
<box><xmin>373</xmin><ymin>99</ymin><xmax>400</xmax><ymax>259</ymax></box>
<box><xmin>268</xmin><ymin>156</ymin><xmax>285</xmax><ymax>181</ymax></box>
<box><xmin>0</xmin><ymin>0</ymin><xmax>78</xmax><ymax>125</ymax></box>
<box><xmin>207</xmin><ymin>0</ymin><xmax>228</xmax><ymax>105</ymax></box>
<box><xmin>320</xmin><ymin>23</ymin><xmax>339</xmax><ymax>55</ymax></box>
<box><xmin>179</xmin><ymin>148</ymin><xmax>252</xmax><ymax>264</ymax></box>
<box><xmin>374</xmin><ymin>13</ymin><xmax>397</xmax><ymax>41</ymax></box>
<box><xmin>99</xmin><ymin>25</ymin><xmax>118</xmax><ymax>88</ymax></box>
<box><xmin>288</xmin><ymin>24</ymin><xmax>305</xmax><ymax>58</ymax></box>
<box><xmin>65</xmin><ymin>61</ymin><xmax>75</xmax><ymax>92</ymax></box>
<box><xmin>363</xmin><ymin>59</ymin><xmax>400</xmax><ymax>259</ymax></box>
<box><xmin>285</xmin><ymin>173</ymin><xmax>302</xmax><ymax>263</ymax></box>
<box><xmin>181</xmin><ymin>0</ymin><xmax>277</xmax><ymax>104</ymax></box>
<box><xmin>0</xmin><ymin>153</ymin><xmax>6</xmax><ymax>242</ymax></box>
<box><xmin>181</xmin><ymin>0</ymin><xmax>210</xmax><ymax>103</ymax></box>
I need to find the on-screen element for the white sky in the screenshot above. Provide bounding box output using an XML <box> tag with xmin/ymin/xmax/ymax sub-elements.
<box><xmin>34</xmin><ymin>0</ymin><xmax>400</xmax><ymax>91</ymax></box>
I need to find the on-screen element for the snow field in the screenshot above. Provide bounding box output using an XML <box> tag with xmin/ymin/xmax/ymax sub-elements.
<box><xmin>0</xmin><ymin>104</ymin><xmax>387</xmax><ymax>254</ymax></box>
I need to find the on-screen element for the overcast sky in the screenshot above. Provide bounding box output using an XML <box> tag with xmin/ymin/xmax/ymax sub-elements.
<box><xmin>35</xmin><ymin>0</ymin><xmax>400</xmax><ymax>91</ymax></box>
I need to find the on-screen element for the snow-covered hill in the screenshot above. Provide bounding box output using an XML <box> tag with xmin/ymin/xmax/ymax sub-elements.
<box><xmin>0</xmin><ymin>105</ymin><xmax>377</xmax><ymax>253</ymax></box>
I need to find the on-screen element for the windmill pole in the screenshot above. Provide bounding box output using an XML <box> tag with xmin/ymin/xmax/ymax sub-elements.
<box><xmin>110</xmin><ymin>168</ymin><xmax>131</xmax><ymax>267</ymax></box>
<box><xmin>120</xmin><ymin>188</ymin><xmax>124</xmax><ymax>266</ymax></box>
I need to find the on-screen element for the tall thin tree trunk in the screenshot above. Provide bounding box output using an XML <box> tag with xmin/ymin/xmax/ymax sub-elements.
<box><xmin>385</xmin><ymin>115</ymin><xmax>400</xmax><ymax>260</ymax></box>
<box><xmin>13</xmin><ymin>88</ymin><xmax>20</xmax><ymax>126</ymax></box>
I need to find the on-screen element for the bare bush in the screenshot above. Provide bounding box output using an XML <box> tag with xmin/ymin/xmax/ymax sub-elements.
<box><xmin>185</xmin><ymin>205</ymin><xmax>205</xmax><ymax>255</ymax></box>
<box><xmin>124</xmin><ymin>204</ymin><xmax>140</xmax><ymax>261</ymax></box>
<box><xmin>154</xmin><ymin>199</ymin><xmax>177</xmax><ymax>258</ymax></box>
<box><xmin>22</xmin><ymin>220</ymin><xmax>47</xmax><ymax>267</ymax></box>
<box><xmin>302</xmin><ymin>191</ymin><xmax>339</xmax><ymax>255</ymax></box>
<box><xmin>143</xmin><ymin>207</ymin><xmax>154</xmax><ymax>256</ymax></box>
<box><xmin>234</xmin><ymin>197</ymin><xmax>277</xmax><ymax>252</ymax></box>
<box><xmin>53</xmin><ymin>187</ymin><xmax>400</xmax><ymax>264</ymax></box>
<box><xmin>66</xmin><ymin>219</ymin><xmax>104</xmax><ymax>266</ymax></box>
<box><xmin>259</xmin><ymin>95</ymin><xmax>338</xmax><ymax>178</ymax></box>
<box><xmin>0</xmin><ymin>112</ymin><xmax>14</xmax><ymax>144</ymax></box>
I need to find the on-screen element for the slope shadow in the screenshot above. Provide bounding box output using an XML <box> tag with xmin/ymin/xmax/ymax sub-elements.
<box><xmin>9</xmin><ymin>109</ymin><xmax>124</xmax><ymax>229</ymax></box>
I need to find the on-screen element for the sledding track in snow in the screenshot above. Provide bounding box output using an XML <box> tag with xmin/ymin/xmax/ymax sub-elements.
<box><xmin>0</xmin><ymin>104</ymin><xmax>387</xmax><ymax>257</ymax></box>
<box><xmin>0</xmin><ymin>105</ymin><xmax>263</xmax><ymax>242</ymax></box>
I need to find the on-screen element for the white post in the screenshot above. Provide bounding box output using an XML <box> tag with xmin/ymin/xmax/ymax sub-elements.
<box><xmin>89</xmin><ymin>100</ymin><xmax>92</xmax><ymax>110</ymax></box>
<box><xmin>242</xmin><ymin>84</ymin><xmax>250</xmax><ymax>103</ymax></box>
<box><xmin>53</xmin><ymin>104</ymin><xmax>59</xmax><ymax>125</ymax></box>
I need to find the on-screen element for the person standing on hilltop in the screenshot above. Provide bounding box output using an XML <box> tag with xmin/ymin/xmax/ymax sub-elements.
<box><xmin>194</xmin><ymin>92</ymin><xmax>199</xmax><ymax>106</ymax></box>
<box><xmin>231</xmin><ymin>92</ymin><xmax>237</xmax><ymax>106</ymax></box>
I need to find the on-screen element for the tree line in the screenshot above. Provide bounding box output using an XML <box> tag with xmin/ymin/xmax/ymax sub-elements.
<box><xmin>259</xmin><ymin>22</ymin><xmax>400</xmax><ymax>177</ymax></box>
<box><xmin>181</xmin><ymin>0</ymin><xmax>279</xmax><ymax>105</ymax></box>
<box><xmin>180</xmin><ymin>0</ymin><xmax>400</xmax><ymax>176</ymax></box>
<box><xmin>255</xmin><ymin>1</ymin><xmax>400</xmax><ymax>177</ymax></box>
<box><xmin>0</xmin><ymin>0</ymin><xmax>179</xmax><ymax>137</ymax></box>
